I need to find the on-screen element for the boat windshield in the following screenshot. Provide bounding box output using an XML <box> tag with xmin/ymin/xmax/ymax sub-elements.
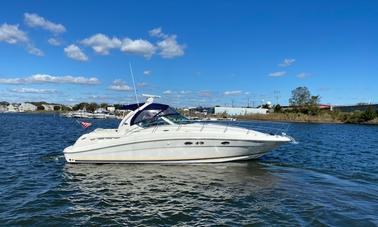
<box><xmin>133</xmin><ymin>107</ymin><xmax>191</xmax><ymax>127</ymax></box>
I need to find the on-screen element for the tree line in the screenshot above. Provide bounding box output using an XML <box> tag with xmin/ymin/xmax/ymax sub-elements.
<box><xmin>282</xmin><ymin>86</ymin><xmax>377</xmax><ymax>123</ymax></box>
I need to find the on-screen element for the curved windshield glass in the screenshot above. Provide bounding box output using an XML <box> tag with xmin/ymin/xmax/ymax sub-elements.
<box><xmin>133</xmin><ymin>106</ymin><xmax>191</xmax><ymax>127</ymax></box>
<box><xmin>163</xmin><ymin>112</ymin><xmax>190</xmax><ymax>124</ymax></box>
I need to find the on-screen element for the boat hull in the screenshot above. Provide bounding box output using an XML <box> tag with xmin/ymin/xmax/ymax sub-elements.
<box><xmin>64</xmin><ymin>139</ymin><xmax>284</xmax><ymax>164</ymax></box>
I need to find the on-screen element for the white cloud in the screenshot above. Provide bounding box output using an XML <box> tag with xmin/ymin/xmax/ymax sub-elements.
<box><xmin>121</xmin><ymin>38</ymin><xmax>156</xmax><ymax>58</ymax></box>
<box><xmin>269</xmin><ymin>71</ymin><xmax>286</xmax><ymax>77</ymax></box>
<box><xmin>278</xmin><ymin>58</ymin><xmax>295</xmax><ymax>67</ymax></box>
<box><xmin>0</xmin><ymin>23</ymin><xmax>44</xmax><ymax>56</ymax></box>
<box><xmin>75</xmin><ymin>28</ymin><xmax>185</xmax><ymax>59</ymax></box>
<box><xmin>163</xmin><ymin>90</ymin><xmax>173</xmax><ymax>94</ymax></box>
<box><xmin>297</xmin><ymin>72</ymin><xmax>310</xmax><ymax>79</ymax></box>
<box><xmin>48</xmin><ymin>38</ymin><xmax>61</xmax><ymax>46</ymax></box>
<box><xmin>24</xmin><ymin>13</ymin><xmax>66</xmax><ymax>34</ymax></box>
<box><xmin>88</xmin><ymin>95</ymin><xmax>110</xmax><ymax>99</ymax></box>
<box><xmin>27</xmin><ymin>45</ymin><xmax>44</xmax><ymax>56</ymax></box>
<box><xmin>0</xmin><ymin>23</ymin><xmax>28</xmax><ymax>44</ymax></box>
<box><xmin>108</xmin><ymin>79</ymin><xmax>132</xmax><ymax>91</ymax></box>
<box><xmin>198</xmin><ymin>90</ymin><xmax>213</xmax><ymax>98</ymax></box>
<box><xmin>180</xmin><ymin>90</ymin><xmax>191</xmax><ymax>94</ymax></box>
<box><xmin>64</xmin><ymin>44</ymin><xmax>88</xmax><ymax>61</ymax></box>
<box><xmin>224</xmin><ymin>90</ymin><xmax>243</xmax><ymax>96</ymax></box>
<box><xmin>143</xmin><ymin>70</ymin><xmax>151</xmax><ymax>76</ymax></box>
<box><xmin>149</xmin><ymin>27</ymin><xmax>185</xmax><ymax>59</ymax></box>
<box><xmin>149</xmin><ymin>27</ymin><xmax>168</xmax><ymax>38</ymax></box>
<box><xmin>0</xmin><ymin>74</ymin><xmax>100</xmax><ymax>85</ymax></box>
<box><xmin>9</xmin><ymin>87</ymin><xmax>57</xmax><ymax>94</ymax></box>
<box><xmin>157</xmin><ymin>35</ymin><xmax>185</xmax><ymax>58</ymax></box>
<box><xmin>81</xmin><ymin>33</ymin><xmax>122</xmax><ymax>55</ymax></box>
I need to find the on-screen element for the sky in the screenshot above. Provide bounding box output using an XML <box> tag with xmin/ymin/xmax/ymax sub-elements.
<box><xmin>0</xmin><ymin>0</ymin><xmax>377</xmax><ymax>107</ymax></box>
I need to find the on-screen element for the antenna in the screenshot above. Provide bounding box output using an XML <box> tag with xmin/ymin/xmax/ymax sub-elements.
<box><xmin>274</xmin><ymin>90</ymin><xmax>281</xmax><ymax>105</ymax></box>
<box><xmin>129</xmin><ymin>63</ymin><xmax>139</xmax><ymax>106</ymax></box>
<box><xmin>142</xmin><ymin>94</ymin><xmax>160</xmax><ymax>103</ymax></box>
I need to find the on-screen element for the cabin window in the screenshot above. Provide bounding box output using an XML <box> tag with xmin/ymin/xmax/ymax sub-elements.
<box><xmin>185</xmin><ymin>142</ymin><xmax>193</xmax><ymax>145</ymax></box>
<box><xmin>221</xmin><ymin>141</ymin><xmax>230</xmax><ymax>145</ymax></box>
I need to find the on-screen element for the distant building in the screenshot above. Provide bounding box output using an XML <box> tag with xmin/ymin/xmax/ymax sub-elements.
<box><xmin>214</xmin><ymin>106</ymin><xmax>268</xmax><ymax>115</ymax></box>
<box><xmin>42</xmin><ymin>104</ymin><xmax>55</xmax><ymax>111</ymax></box>
<box><xmin>94</xmin><ymin>108</ymin><xmax>107</xmax><ymax>113</ymax></box>
<box><xmin>19</xmin><ymin>103</ymin><xmax>37</xmax><ymax>112</ymax></box>
<box><xmin>318</xmin><ymin>104</ymin><xmax>333</xmax><ymax>111</ymax></box>
<box><xmin>7</xmin><ymin>104</ymin><xmax>19</xmax><ymax>112</ymax></box>
<box><xmin>333</xmin><ymin>104</ymin><xmax>378</xmax><ymax>112</ymax></box>
<box><xmin>107</xmin><ymin>106</ymin><xmax>115</xmax><ymax>113</ymax></box>
<box><xmin>188</xmin><ymin>107</ymin><xmax>214</xmax><ymax>115</ymax></box>
<box><xmin>0</xmin><ymin>105</ymin><xmax>7</xmax><ymax>112</ymax></box>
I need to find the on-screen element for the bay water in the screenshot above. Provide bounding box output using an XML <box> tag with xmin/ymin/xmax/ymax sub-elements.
<box><xmin>0</xmin><ymin>113</ymin><xmax>377</xmax><ymax>226</ymax></box>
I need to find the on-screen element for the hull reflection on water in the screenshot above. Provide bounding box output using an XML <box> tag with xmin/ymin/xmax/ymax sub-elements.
<box><xmin>62</xmin><ymin>162</ymin><xmax>278</xmax><ymax>225</ymax></box>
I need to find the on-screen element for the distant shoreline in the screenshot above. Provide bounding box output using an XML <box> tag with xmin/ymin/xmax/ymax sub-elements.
<box><xmin>235</xmin><ymin>113</ymin><xmax>378</xmax><ymax>125</ymax></box>
<box><xmin>2</xmin><ymin>111</ymin><xmax>378</xmax><ymax>125</ymax></box>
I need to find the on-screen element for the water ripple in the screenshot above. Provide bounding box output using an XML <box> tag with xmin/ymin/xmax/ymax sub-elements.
<box><xmin>0</xmin><ymin>113</ymin><xmax>377</xmax><ymax>225</ymax></box>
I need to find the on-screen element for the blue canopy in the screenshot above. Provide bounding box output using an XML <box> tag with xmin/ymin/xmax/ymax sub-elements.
<box><xmin>121</xmin><ymin>103</ymin><xmax>169</xmax><ymax>111</ymax></box>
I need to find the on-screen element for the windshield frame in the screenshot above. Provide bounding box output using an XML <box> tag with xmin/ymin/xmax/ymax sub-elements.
<box><xmin>131</xmin><ymin>105</ymin><xmax>191</xmax><ymax>127</ymax></box>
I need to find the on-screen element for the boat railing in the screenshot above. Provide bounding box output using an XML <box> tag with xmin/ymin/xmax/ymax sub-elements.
<box><xmin>138</xmin><ymin>119</ymin><xmax>291</xmax><ymax>136</ymax></box>
<box><xmin>222</xmin><ymin>120</ymin><xmax>291</xmax><ymax>135</ymax></box>
<box><xmin>199</xmin><ymin>120</ymin><xmax>291</xmax><ymax>135</ymax></box>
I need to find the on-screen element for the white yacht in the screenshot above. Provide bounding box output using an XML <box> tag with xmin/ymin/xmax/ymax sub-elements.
<box><xmin>70</xmin><ymin>109</ymin><xmax>94</xmax><ymax>118</ymax></box>
<box><xmin>64</xmin><ymin>96</ymin><xmax>293</xmax><ymax>163</ymax></box>
<box><xmin>92</xmin><ymin>109</ymin><xmax>116</xmax><ymax>119</ymax></box>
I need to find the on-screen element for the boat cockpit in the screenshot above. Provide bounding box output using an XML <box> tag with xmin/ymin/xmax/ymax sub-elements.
<box><xmin>122</xmin><ymin>103</ymin><xmax>191</xmax><ymax>128</ymax></box>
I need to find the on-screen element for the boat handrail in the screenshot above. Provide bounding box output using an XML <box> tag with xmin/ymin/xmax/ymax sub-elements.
<box><xmin>220</xmin><ymin>121</ymin><xmax>291</xmax><ymax>136</ymax></box>
<box><xmin>125</xmin><ymin>119</ymin><xmax>291</xmax><ymax>137</ymax></box>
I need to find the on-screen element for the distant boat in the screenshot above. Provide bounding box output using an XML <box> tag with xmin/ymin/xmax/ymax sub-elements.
<box><xmin>62</xmin><ymin>108</ymin><xmax>116</xmax><ymax>119</ymax></box>
<box><xmin>70</xmin><ymin>109</ymin><xmax>94</xmax><ymax>118</ymax></box>
<box><xmin>92</xmin><ymin>109</ymin><xmax>116</xmax><ymax>119</ymax></box>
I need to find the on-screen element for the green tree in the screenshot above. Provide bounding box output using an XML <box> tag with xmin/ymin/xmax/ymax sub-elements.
<box><xmin>73</xmin><ymin>102</ymin><xmax>89</xmax><ymax>111</ymax></box>
<box><xmin>100</xmin><ymin>103</ymin><xmax>108</xmax><ymax>108</ymax></box>
<box><xmin>113</xmin><ymin>104</ymin><xmax>123</xmax><ymax>110</ymax></box>
<box><xmin>61</xmin><ymin>105</ymin><xmax>72</xmax><ymax>111</ymax></box>
<box><xmin>360</xmin><ymin>106</ymin><xmax>376</xmax><ymax>122</ymax></box>
<box><xmin>87</xmin><ymin>102</ymin><xmax>99</xmax><ymax>112</ymax></box>
<box><xmin>274</xmin><ymin>104</ymin><xmax>282</xmax><ymax>113</ymax></box>
<box><xmin>307</xmin><ymin>95</ymin><xmax>321</xmax><ymax>115</ymax></box>
<box><xmin>261</xmin><ymin>104</ymin><xmax>270</xmax><ymax>109</ymax></box>
<box><xmin>53</xmin><ymin>105</ymin><xmax>61</xmax><ymax>111</ymax></box>
<box><xmin>289</xmin><ymin>87</ymin><xmax>311</xmax><ymax>107</ymax></box>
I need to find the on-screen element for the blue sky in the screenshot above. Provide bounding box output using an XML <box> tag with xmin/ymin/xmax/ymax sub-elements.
<box><xmin>0</xmin><ymin>0</ymin><xmax>377</xmax><ymax>107</ymax></box>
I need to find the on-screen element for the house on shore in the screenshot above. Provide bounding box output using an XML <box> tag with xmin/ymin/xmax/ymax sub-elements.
<box><xmin>107</xmin><ymin>106</ymin><xmax>116</xmax><ymax>113</ymax></box>
<box><xmin>19</xmin><ymin>103</ymin><xmax>37</xmax><ymax>112</ymax></box>
<box><xmin>7</xmin><ymin>104</ymin><xmax>19</xmax><ymax>112</ymax></box>
<box><xmin>333</xmin><ymin>104</ymin><xmax>378</xmax><ymax>112</ymax></box>
<box><xmin>42</xmin><ymin>104</ymin><xmax>55</xmax><ymax>111</ymax></box>
<box><xmin>0</xmin><ymin>105</ymin><xmax>7</xmax><ymax>112</ymax></box>
<box><xmin>214</xmin><ymin>106</ymin><xmax>268</xmax><ymax>115</ymax></box>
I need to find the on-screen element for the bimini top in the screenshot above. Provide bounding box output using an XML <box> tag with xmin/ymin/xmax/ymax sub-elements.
<box><xmin>124</xmin><ymin>102</ymin><xmax>188</xmax><ymax>127</ymax></box>
<box><xmin>121</xmin><ymin>103</ymin><xmax>169</xmax><ymax>111</ymax></box>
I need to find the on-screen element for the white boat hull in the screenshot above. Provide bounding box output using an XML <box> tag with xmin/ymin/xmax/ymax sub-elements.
<box><xmin>64</xmin><ymin>137</ymin><xmax>286</xmax><ymax>164</ymax></box>
<box><xmin>63</xmin><ymin>97</ymin><xmax>293</xmax><ymax>164</ymax></box>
